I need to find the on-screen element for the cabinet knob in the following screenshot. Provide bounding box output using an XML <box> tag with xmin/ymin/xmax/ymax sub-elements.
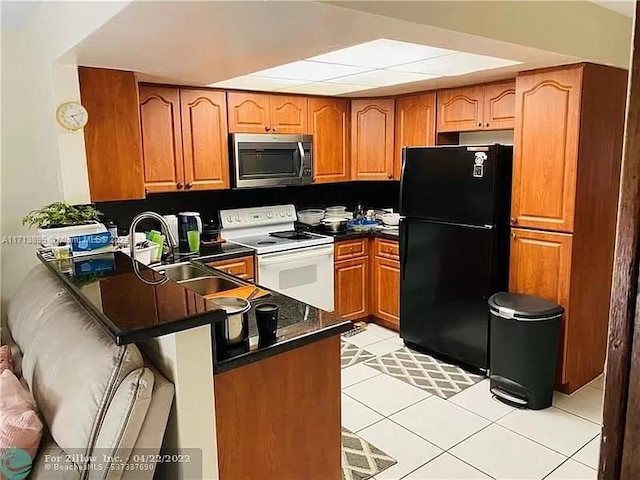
<box><xmin>510</xmin><ymin>217</ymin><xmax>518</xmax><ymax>225</ymax></box>
<box><xmin>485</xmin><ymin>122</ymin><xmax>490</xmax><ymax>127</ymax></box>
<box><xmin>185</xmin><ymin>182</ymin><xmax>193</xmax><ymax>190</ymax></box>
<box><xmin>387</xmin><ymin>173</ymin><xmax>393</xmax><ymax>179</ymax></box>
<box><xmin>512</xmin><ymin>232</ymin><xmax>517</xmax><ymax>239</ymax></box>
<box><xmin>265</xmin><ymin>126</ymin><xmax>270</xmax><ymax>132</ymax></box>
<box><xmin>477</xmin><ymin>122</ymin><xmax>482</xmax><ymax>127</ymax></box>
<box><xmin>272</xmin><ymin>127</ymin><xmax>277</xmax><ymax>132</ymax></box>
<box><xmin>177</xmin><ymin>182</ymin><xmax>184</xmax><ymax>190</ymax></box>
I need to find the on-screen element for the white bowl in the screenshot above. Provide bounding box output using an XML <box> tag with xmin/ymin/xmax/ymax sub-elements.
<box><xmin>381</xmin><ymin>213</ymin><xmax>401</xmax><ymax>226</ymax></box>
<box><xmin>298</xmin><ymin>209</ymin><xmax>325</xmax><ymax>226</ymax></box>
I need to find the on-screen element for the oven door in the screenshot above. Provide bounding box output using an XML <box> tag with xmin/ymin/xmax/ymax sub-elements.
<box><xmin>232</xmin><ymin>134</ymin><xmax>313</xmax><ymax>189</ymax></box>
<box><xmin>257</xmin><ymin>245</ymin><xmax>334</xmax><ymax>311</ymax></box>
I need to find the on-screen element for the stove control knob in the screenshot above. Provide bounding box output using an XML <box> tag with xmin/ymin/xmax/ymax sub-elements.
<box><xmin>235</xmin><ymin>215</ymin><xmax>242</xmax><ymax>222</ymax></box>
<box><xmin>287</xmin><ymin>211</ymin><xmax>293</xmax><ymax>217</ymax></box>
<box><xmin>266</xmin><ymin>212</ymin><xmax>273</xmax><ymax>219</ymax></box>
<box><xmin>279</xmin><ymin>211</ymin><xmax>285</xmax><ymax>217</ymax></box>
<box><xmin>226</xmin><ymin>215</ymin><xmax>233</xmax><ymax>223</ymax></box>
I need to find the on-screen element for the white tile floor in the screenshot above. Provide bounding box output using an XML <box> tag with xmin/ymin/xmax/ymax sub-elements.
<box><xmin>342</xmin><ymin>325</ymin><xmax>605</xmax><ymax>480</ymax></box>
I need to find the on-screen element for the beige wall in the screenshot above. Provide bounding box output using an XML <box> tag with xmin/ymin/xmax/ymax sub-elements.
<box><xmin>1</xmin><ymin>2</ymin><xmax>130</xmax><ymax>310</ymax></box>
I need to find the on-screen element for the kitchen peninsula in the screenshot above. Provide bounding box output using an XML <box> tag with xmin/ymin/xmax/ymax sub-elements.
<box><xmin>37</xmin><ymin>249</ymin><xmax>350</xmax><ymax>480</ymax></box>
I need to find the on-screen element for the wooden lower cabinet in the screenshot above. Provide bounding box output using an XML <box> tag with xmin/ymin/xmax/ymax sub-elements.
<box><xmin>372</xmin><ymin>256</ymin><xmax>400</xmax><ymax>330</ymax></box>
<box><xmin>509</xmin><ymin>228</ymin><xmax>577</xmax><ymax>388</ymax></box>
<box><xmin>334</xmin><ymin>238</ymin><xmax>400</xmax><ymax>329</ymax></box>
<box><xmin>215</xmin><ymin>336</ymin><xmax>341</xmax><ymax>480</ymax></box>
<box><xmin>334</xmin><ymin>256</ymin><xmax>369</xmax><ymax>320</ymax></box>
<box><xmin>206</xmin><ymin>255</ymin><xmax>255</xmax><ymax>281</ymax></box>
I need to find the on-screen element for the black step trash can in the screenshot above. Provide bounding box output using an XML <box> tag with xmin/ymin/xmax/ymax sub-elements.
<box><xmin>488</xmin><ymin>292</ymin><xmax>564</xmax><ymax>410</ymax></box>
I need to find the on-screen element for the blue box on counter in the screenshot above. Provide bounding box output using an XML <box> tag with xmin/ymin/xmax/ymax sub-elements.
<box><xmin>70</xmin><ymin>232</ymin><xmax>114</xmax><ymax>256</ymax></box>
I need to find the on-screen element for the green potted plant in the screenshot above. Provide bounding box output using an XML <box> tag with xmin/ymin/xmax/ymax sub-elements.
<box><xmin>22</xmin><ymin>202</ymin><xmax>106</xmax><ymax>247</ymax></box>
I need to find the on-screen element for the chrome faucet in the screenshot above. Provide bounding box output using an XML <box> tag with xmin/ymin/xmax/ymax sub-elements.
<box><xmin>128</xmin><ymin>211</ymin><xmax>178</xmax><ymax>263</ymax></box>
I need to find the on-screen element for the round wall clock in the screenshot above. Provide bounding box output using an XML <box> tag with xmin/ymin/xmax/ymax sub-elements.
<box><xmin>55</xmin><ymin>101</ymin><xmax>89</xmax><ymax>131</ymax></box>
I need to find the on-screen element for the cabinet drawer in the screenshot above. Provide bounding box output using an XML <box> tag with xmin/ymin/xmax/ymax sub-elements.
<box><xmin>375</xmin><ymin>239</ymin><xmax>399</xmax><ymax>260</ymax></box>
<box><xmin>207</xmin><ymin>255</ymin><xmax>255</xmax><ymax>280</ymax></box>
<box><xmin>335</xmin><ymin>239</ymin><xmax>368</xmax><ymax>261</ymax></box>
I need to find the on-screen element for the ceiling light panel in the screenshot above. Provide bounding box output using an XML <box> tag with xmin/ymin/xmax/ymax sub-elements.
<box><xmin>277</xmin><ymin>82</ymin><xmax>373</xmax><ymax>95</ymax></box>
<box><xmin>328</xmin><ymin>69</ymin><xmax>438</xmax><ymax>87</ymax></box>
<box><xmin>308</xmin><ymin>39</ymin><xmax>456</xmax><ymax>69</ymax></box>
<box><xmin>390</xmin><ymin>53</ymin><xmax>521</xmax><ymax>76</ymax></box>
<box><xmin>209</xmin><ymin>75</ymin><xmax>303</xmax><ymax>91</ymax></box>
<box><xmin>253</xmin><ymin>60</ymin><xmax>370</xmax><ymax>81</ymax></box>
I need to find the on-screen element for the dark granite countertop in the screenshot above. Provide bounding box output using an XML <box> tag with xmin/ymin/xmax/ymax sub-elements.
<box><xmin>213</xmin><ymin>294</ymin><xmax>350</xmax><ymax>374</ymax></box>
<box><xmin>313</xmin><ymin>228</ymin><xmax>399</xmax><ymax>242</ymax></box>
<box><xmin>37</xmin><ymin>250</ymin><xmax>349</xmax><ymax>374</ymax></box>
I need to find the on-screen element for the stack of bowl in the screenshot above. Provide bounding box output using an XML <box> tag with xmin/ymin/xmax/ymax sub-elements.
<box><xmin>297</xmin><ymin>209</ymin><xmax>325</xmax><ymax>226</ymax></box>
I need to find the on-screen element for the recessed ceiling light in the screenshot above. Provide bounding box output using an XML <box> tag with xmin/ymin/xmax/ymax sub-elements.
<box><xmin>209</xmin><ymin>75</ymin><xmax>303</xmax><ymax>91</ymax></box>
<box><xmin>308</xmin><ymin>39</ymin><xmax>456</xmax><ymax>69</ymax></box>
<box><xmin>252</xmin><ymin>60</ymin><xmax>370</xmax><ymax>82</ymax></box>
<box><xmin>327</xmin><ymin>69</ymin><xmax>438</xmax><ymax>87</ymax></box>
<box><xmin>390</xmin><ymin>52</ymin><xmax>521</xmax><ymax>76</ymax></box>
<box><xmin>277</xmin><ymin>82</ymin><xmax>373</xmax><ymax>95</ymax></box>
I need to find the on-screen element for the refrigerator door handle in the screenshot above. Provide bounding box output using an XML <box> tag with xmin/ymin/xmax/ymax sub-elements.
<box><xmin>400</xmin><ymin>219</ymin><xmax>409</xmax><ymax>280</ymax></box>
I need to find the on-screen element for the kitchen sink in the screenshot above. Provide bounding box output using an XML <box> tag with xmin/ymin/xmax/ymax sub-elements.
<box><xmin>154</xmin><ymin>263</ymin><xmax>213</xmax><ymax>282</ymax></box>
<box><xmin>154</xmin><ymin>262</ymin><xmax>244</xmax><ymax>296</ymax></box>
<box><xmin>176</xmin><ymin>276</ymin><xmax>241</xmax><ymax>297</ymax></box>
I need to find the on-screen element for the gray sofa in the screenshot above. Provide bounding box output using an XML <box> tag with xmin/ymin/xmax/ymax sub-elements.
<box><xmin>4</xmin><ymin>265</ymin><xmax>174</xmax><ymax>479</ymax></box>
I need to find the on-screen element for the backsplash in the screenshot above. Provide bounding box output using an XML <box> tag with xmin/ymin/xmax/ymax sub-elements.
<box><xmin>96</xmin><ymin>181</ymin><xmax>400</xmax><ymax>230</ymax></box>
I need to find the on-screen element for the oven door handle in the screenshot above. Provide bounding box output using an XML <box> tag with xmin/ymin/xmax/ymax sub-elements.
<box><xmin>259</xmin><ymin>248</ymin><xmax>333</xmax><ymax>266</ymax></box>
<box><xmin>297</xmin><ymin>142</ymin><xmax>305</xmax><ymax>178</ymax></box>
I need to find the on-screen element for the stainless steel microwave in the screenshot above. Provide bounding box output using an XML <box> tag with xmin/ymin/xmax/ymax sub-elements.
<box><xmin>230</xmin><ymin>133</ymin><xmax>313</xmax><ymax>189</ymax></box>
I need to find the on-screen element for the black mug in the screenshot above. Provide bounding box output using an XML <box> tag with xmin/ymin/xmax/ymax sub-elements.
<box><xmin>256</xmin><ymin>304</ymin><xmax>279</xmax><ymax>342</ymax></box>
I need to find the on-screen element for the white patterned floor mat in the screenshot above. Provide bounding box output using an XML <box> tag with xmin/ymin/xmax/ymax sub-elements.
<box><xmin>364</xmin><ymin>348</ymin><xmax>484</xmax><ymax>399</ymax></box>
<box><xmin>342</xmin><ymin>427</ymin><xmax>397</xmax><ymax>480</ymax></box>
<box><xmin>341</xmin><ymin>341</ymin><xmax>375</xmax><ymax>369</ymax></box>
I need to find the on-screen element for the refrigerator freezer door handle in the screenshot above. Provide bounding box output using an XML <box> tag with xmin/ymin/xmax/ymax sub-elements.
<box><xmin>400</xmin><ymin>219</ymin><xmax>409</xmax><ymax>280</ymax></box>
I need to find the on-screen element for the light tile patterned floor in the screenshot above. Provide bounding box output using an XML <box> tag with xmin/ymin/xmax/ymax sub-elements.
<box><xmin>342</xmin><ymin>325</ymin><xmax>605</xmax><ymax>480</ymax></box>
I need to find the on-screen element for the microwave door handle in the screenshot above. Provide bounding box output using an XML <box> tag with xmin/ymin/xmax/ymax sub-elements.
<box><xmin>297</xmin><ymin>142</ymin><xmax>305</xmax><ymax>178</ymax></box>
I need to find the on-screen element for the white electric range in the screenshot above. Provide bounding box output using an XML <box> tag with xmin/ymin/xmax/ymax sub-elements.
<box><xmin>220</xmin><ymin>205</ymin><xmax>334</xmax><ymax>311</ymax></box>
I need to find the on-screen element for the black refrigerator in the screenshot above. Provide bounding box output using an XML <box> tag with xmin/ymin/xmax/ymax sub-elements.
<box><xmin>399</xmin><ymin>144</ymin><xmax>513</xmax><ymax>373</ymax></box>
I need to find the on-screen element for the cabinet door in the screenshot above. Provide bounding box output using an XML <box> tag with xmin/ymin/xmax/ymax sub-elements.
<box><xmin>79</xmin><ymin>67</ymin><xmax>144</xmax><ymax>201</ymax></box>
<box><xmin>227</xmin><ymin>92</ymin><xmax>270</xmax><ymax>133</ymax></box>
<box><xmin>437</xmin><ymin>86</ymin><xmax>484</xmax><ymax>132</ymax></box>
<box><xmin>334</xmin><ymin>257</ymin><xmax>369</xmax><ymax>320</ymax></box>
<box><xmin>372</xmin><ymin>256</ymin><xmax>400</xmax><ymax>330</ymax></box>
<box><xmin>394</xmin><ymin>93</ymin><xmax>436</xmax><ymax>179</ymax></box>
<box><xmin>270</xmin><ymin>95</ymin><xmax>308</xmax><ymax>134</ymax></box>
<box><xmin>180</xmin><ymin>89</ymin><xmax>230</xmax><ymax>191</ymax></box>
<box><xmin>207</xmin><ymin>255</ymin><xmax>255</xmax><ymax>281</ymax></box>
<box><xmin>139</xmin><ymin>85</ymin><xmax>184</xmax><ymax>193</ymax></box>
<box><xmin>512</xmin><ymin>68</ymin><xmax>582</xmax><ymax>232</ymax></box>
<box><xmin>351</xmin><ymin>99</ymin><xmax>395</xmax><ymax>180</ymax></box>
<box><xmin>509</xmin><ymin>228</ymin><xmax>573</xmax><ymax>382</ymax></box>
<box><xmin>483</xmin><ymin>81</ymin><xmax>516</xmax><ymax>130</ymax></box>
<box><xmin>308</xmin><ymin>97</ymin><xmax>349</xmax><ymax>183</ymax></box>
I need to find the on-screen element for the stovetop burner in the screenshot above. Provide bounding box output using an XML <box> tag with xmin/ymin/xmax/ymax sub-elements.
<box><xmin>256</xmin><ymin>240</ymin><xmax>278</xmax><ymax>245</ymax></box>
<box><xmin>269</xmin><ymin>230</ymin><xmax>314</xmax><ymax>240</ymax></box>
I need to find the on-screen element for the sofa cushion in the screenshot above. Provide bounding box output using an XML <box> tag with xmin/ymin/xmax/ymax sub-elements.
<box><xmin>30</xmin><ymin>431</ymin><xmax>81</xmax><ymax>480</ymax></box>
<box><xmin>7</xmin><ymin>265</ymin><xmax>144</xmax><ymax>464</ymax></box>
<box><xmin>88</xmin><ymin>367</ymin><xmax>154</xmax><ymax>480</ymax></box>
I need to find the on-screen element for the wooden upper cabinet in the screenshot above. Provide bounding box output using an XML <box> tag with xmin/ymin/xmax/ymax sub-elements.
<box><xmin>436</xmin><ymin>81</ymin><xmax>516</xmax><ymax>133</ymax></box>
<box><xmin>139</xmin><ymin>85</ymin><xmax>184</xmax><ymax>194</ymax></box>
<box><xmin>512</xmin><ymin>68</ymin><xmax>582</xmax><ymax>232</ymax></box>
<box><xmin>437</xmin><ymin>86</ymin><xmax>484</xmax><ymax>132</ymax></box>
<box><xmin>227</xmin><ymin>92</ymin><xmax>270</xmax><ymax>133</ymax></box>
<box><xmin>180</xmin><ymin>89</ymin><xmax>230</xmax><ymax>191</ymax></box>
<box><xmin>394</xmin><ymin>93</ymin><xmax>436</xmax><ymax>179</ymax></box>
<box><xmin>351</xmin><ymin>99</ymin><xmax>395</xmax><ymax>180</ymax></box>
<box><xmin>483</xmin><ymin>81</ymin><xmax>516</xmax><ymax>130</ymax></box>
<box><xmin>227</xmin><ymin>92</ymin><xmax>308</xmax><ymax>133</ymax></box>
<box><xmin>308</xmin><ymin>97</ymin><xmax>349</xmax><ymax>183</ymax></box>
<box><xmin>509</xmin><ymin>228</ymin><xmax>573</xmax><ymax>382</ymax></box>
<box><xmin>270</xmin><ymin>95</ymin><xmax>308</xmax><ymax>134</ymax></box>
<box><xmin>79</xmin><ymin>67</ymin><xmax>145</xmax><ymax>201</ymax></box>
